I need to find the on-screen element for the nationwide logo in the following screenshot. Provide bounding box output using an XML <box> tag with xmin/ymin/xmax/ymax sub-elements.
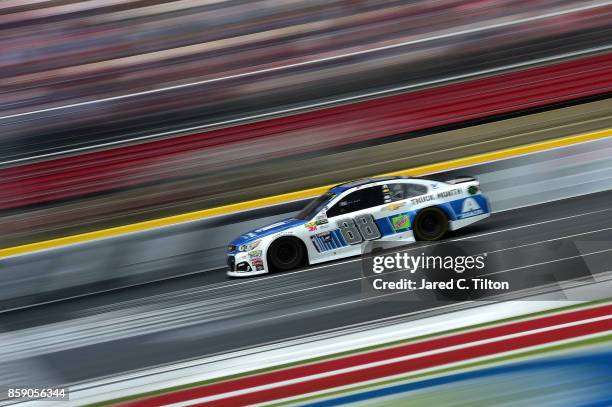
<box><xmin>391</xmin><ymin>214</ymin><xmax>411</xmax><ymax>231</ymax></box>
<box><xmin>459</xmin><ymin>197</ymin><xmax>484</xmax><ymax>218</ymax></box>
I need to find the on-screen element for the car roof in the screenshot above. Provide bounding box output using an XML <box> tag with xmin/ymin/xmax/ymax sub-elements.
<box><xmin>329</xmin><ymin>176</ymin><xmax>412</xmax><ymax>194</ymax></box>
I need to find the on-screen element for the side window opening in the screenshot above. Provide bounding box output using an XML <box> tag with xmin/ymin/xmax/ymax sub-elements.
<box><xmin>387</xmin><ymin>183</ymin><xmax>428</xmax><ymax>201</ymax></box>
<box><xmin>388</xmin><ymin>183</ymin><xmax>405</xmax><ymax>201</ymax></box>
<box><xmin>327</xmin><ymin>186</ymin><xmax>384</xmax><ymax>217</ymax></box>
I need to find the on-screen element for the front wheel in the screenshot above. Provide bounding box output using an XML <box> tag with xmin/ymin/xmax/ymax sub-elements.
<box><xmin>413</xmin><ymin>207</ymin><xmax>449</xmax><ymax>241</ymax></box>
<box><xmin>267</xmin><ymin>238</ymin><xmax>306</xmax><ymax>272</ymax></box>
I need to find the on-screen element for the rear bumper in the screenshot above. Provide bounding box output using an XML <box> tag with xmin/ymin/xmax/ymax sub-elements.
<box><xmin>449</xmin><ymin>212</ymin><xmax>490</xmax><ymax>231</ymax></box>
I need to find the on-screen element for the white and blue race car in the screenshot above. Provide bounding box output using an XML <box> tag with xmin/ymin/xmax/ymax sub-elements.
<box><xmin>227</xmin><ymin>176</ymin><xmax>490</xmax><ymax>277</ymax></box>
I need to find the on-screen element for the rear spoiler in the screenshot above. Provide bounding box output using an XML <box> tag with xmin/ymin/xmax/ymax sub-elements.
<box><xmin>446</xmin><ymin>175</ymin><xmax>477</xmax><ymax>185</ymax></box>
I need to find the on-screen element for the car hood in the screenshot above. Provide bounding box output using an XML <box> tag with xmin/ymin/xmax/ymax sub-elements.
<box><xmin>230</xmin><ymin>217</ymin><xmax>306</xmax><ymax>246</ymax></box>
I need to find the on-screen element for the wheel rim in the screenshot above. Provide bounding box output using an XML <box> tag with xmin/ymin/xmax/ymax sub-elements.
<box><xmin>419</xmin><ymin>212</ymin><xmax>442</xmax><ymax>237</ymax></box>
<box><xmin>276</xmin><ymin>242</ymin><xmax>297</xmax><ymax>265</ymax></box>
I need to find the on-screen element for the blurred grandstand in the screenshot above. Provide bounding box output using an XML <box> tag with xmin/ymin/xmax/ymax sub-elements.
<box><xmin>1</xmin><ymin>0</ymin><xmax>609</xmax><ymax>148</ymax></box>
<box><xmin>1</xmin><ymin>0</ymin><xmax>611</xmax><ymax>245</ymax></box>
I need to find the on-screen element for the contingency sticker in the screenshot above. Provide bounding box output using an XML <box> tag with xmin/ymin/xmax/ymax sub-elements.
<box><xmin>390</xmin><ymin>213</ymin><xmax>411</xmax><ymax>232</ymax></box>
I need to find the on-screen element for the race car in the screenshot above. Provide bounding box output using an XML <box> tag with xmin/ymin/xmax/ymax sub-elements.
<box><xmin>227</xmin><ymin>176</ymin><xmax>490</xmax><ymax>277</ymax></box>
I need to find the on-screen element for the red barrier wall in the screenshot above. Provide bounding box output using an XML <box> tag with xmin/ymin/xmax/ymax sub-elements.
<box><xmin>2</xmin><ymin>53</ymin><xmax>611</xmax><ymax>209</ymax></box>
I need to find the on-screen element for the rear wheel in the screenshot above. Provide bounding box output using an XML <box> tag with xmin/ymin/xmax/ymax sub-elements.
<box><xmin>268</xmin><ymin>238</ymin><xmax>306</xmax><ymax>271</ymax></box>
<box><xmin>413</xmin><ymin>207</ymin><xmax>449</xmax><ymax>241</ymax></box>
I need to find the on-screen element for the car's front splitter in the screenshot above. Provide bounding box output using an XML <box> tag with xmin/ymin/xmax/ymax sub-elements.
<box><xmin>227</xmin><ymin>269</ymin><xmax>269</xmax><ymax>278</ymax></box>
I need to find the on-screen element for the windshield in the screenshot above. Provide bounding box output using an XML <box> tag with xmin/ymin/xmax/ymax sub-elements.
<box><xmin>295</xmin><ymin>192</ymin><xmax>335</xmax><ymax>220</ymax></box>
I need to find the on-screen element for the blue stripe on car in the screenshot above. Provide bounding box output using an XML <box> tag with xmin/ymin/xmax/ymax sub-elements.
<box><xmin>310</xmin><ymin>236</ymin><xmax>322</xmax><ymax>252</ymax></box>
<box><xmin>332</xmin><ymin>229</ymin><xmax>347</xmax><ymax>247</ymax></box>
<box><xmin>311</xmin><ymin>230</ymin><xmax>348</xmax><ymax>252</ymax></box>
<box><xmin>376</xmin><ymin>217</ymin><xmax>395</xmax><ymax>236</ymax></box>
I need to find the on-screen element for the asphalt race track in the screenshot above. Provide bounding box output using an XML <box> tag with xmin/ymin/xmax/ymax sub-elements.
<box><xmin>1</xmin><ymin>188</ymin><xmax>611</xmax><ymax>388</ymax></box>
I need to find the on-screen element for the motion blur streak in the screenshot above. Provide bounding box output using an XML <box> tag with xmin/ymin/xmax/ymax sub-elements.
<box><xmin>116</xmin><ymin>305</ymin><xmax>612</xmax><ymax>406</ymax></box>
<box><xmin>2</xmin><ymin>53</ymin><xmax>611</xmax><ymax>210</ymax></box>
<box><xmin>3</xmin><ymin>46</ymin><xmax>608</xmax><ymax>166</ymax></box>
<box><xmin>2</xmin><ymin>0</ymin><xmax>612</xmax><ymax>247</ymax></box>
<box><xmin>1</xmin><ymin>0</ymin><xmax>611</xmax><ymax>156</ymax></box>
<box><xmin>58</xmin><ymin>301</ymin><xmax>612</xmax><ymax>404</ymax></box>
<box><xmin>2</xmin><ymin>136</ymin><xmax>612</xmax><ymax>311</ymax></box>
<box><xmin>3</xmin><ymin>98</ymin><xmax>610</xmax><ymax>248</ymax></box>
<box><xmin>1</xmin><ymin>127</ymin><xmax>611</xmax><ymax>259</ymax></box>
<box><xmin>1</xmin><ymin>2</ymin><xmax>612</xmax><ymax>405</ymax></box>
<box><xmin>0</xmin><ymin>0</ymin><xmax>606</xmax><ymax>121</ymax></box>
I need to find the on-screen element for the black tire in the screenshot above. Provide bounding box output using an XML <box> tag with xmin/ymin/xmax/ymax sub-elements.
<box><xmin>413</xmin><ymin>207</ymin><xmax>449</xmax><ymax>241</ymax></box>
<box><xmin>267</xmin><ymin>237</ymin><xmax>306</xmax><ymax>272</ymax></box>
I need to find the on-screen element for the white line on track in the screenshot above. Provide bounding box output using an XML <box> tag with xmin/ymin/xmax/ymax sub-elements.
<box><xmin>2</xmin><ymin>272</ymin><xmax>608</xmax><ymax>365</ymax></box>
<box><xmin>76</xmin><ymin>245</ymin><xmax>612</xmax><ymax>343</ymax></box>
<box><xmin>466</xmin><ymin>227</ymin><xmax>612</xmax><ymax>256</ymax></box>
<box><xmin>79</xmin><ymin>227</ymin><xmax>612</xmax><ymax>321</ymax></box>
<box><xmin>122</xmin><ymin>223</ymin><xmax>611</xmax><ymax>332</ymax></box>
<box><xmin>55</xmin><ymin>206</ymin><xmax>612</xmax><ymax>318</ymax></box>
<box><xmin>483</xmin><ymin>247</ymin><xmax>612</xmax><ymax>277</ymax></box>
<box><xmin>5</xmin><ymin>200</ymin><xmax>610</xmax><ymax>319</ymax></box>
<box><xmin>237</xmin><ymin>265</ymin><xmax>612</xmax><ymax>330</ymax></box>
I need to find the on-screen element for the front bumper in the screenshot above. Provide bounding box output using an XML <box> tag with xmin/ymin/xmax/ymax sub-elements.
<box><xmin>228</xmin><ymin>269</ymin><xmax>268</xmax><ymax>278</ymax></box>
<box><xmin>226</xmin><ymin>252</ymin><xmax>268</xmax><ymax>277</ymax></box>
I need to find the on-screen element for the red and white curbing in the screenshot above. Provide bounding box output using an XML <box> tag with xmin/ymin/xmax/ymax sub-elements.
<box><xmin>119</xmin><ymin>303</ymin><xmax>612</xmax><ymax>406</ymax></box>
<box><xmin>47</xmin><ymin>295</ymin><xmax>611</xmax><ymax>407</ymax></box>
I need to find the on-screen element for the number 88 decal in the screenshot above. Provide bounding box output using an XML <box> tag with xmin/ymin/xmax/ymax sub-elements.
<box><xmin>337</xmin><ymin>214</ymin><xmax>381</xmax><ymax>245</ymax></box>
